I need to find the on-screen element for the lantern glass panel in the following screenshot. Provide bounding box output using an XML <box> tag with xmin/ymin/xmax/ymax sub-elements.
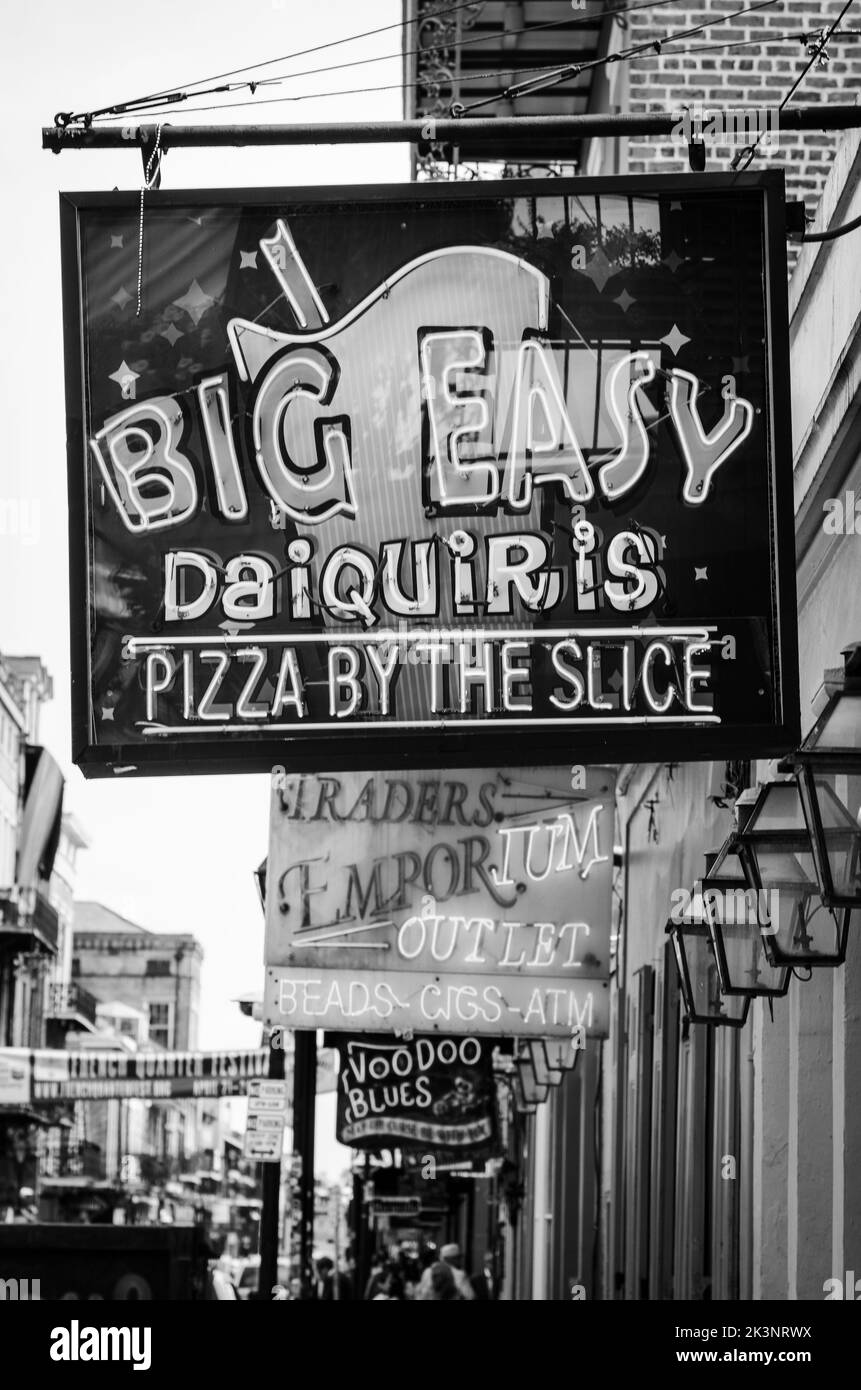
<box><xmin>511</xmin><ymin>1068</ymin><xmax>536</xmax><ymax>1115</ymax></box>
<box><xmin>797</xmin><ymin>772</ymin><xmax>861</xmax><ymax>903</ymax></box>
<box><xmin>764</xmin><ymin>891</ymin><xmax>850</xmax><ymax>966</ymax></box>
<box><xmin>669</xmin><ymin>919</ymin><xmax>749</xmax><ymax>1026</ymax></box>
<box><xmin>741</xmin><ymin>777</ymin><xmax>861</xmax><ymax>928</ymax></box>
<box><xmin>544</xmin><ymin>1038</ymin><xmax>581</xmax><ymax>1073</ymax></box>
<box><xmin>528</xmin><ymin>1042</ymin><xmax>563</xmax><ymax>1087</ymax></box>
<box><xmin>804</xmin><ymin>691</ymin><xmax>861</xmax><ymax>752</ymax></box>
<box><xmin>516</xmin><ymin>1060</ymin><xmax>549</xmax><ymax>1107</ymax></box>
<box><xmin>739</xmin><ymin>782</ymin><xmax>820</xmax><ymax>890</ymax></box>
<box><xmin>702</xmin><ymin>840</ymin><xmax>789</xmax><ymax>996</ymax></box>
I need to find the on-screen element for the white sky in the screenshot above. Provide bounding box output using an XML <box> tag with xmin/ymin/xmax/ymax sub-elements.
<box><xmin>1</xmin><ymin>0</ymin><xmax>409</xmax><ymax>1176</ymax></box>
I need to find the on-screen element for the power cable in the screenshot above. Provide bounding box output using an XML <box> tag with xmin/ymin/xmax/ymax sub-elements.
<box><xmin>82</xmin><ymin>24</ymin><xmax>861</xmax><ymax>125</ymax></box>
<box><xmin>87</xmin><ymin>73</ymin><xmax>585</xmax><ymax>124</ymax></box>
<box><xmin>731</xmin><ymin>0</ymin><xmax>856</xmax><ymax>169</ymax></box>
<box><xmin>802</xmin><ymin>210</ymin><xmax>861</xmax><ymax>241</ymax></box>
<box><xmin>91</xmin><ymin>0</ymin><xmax>787</xmax><ymax>124</ymax></box>
<box><xmin>68</xmin><ymin>0</ymin><xmax>688</xmax><ymax>127</ymax></box>
<box><xmin>58</xmin><ymin>0</ymin><xmax>483</xmax><ymax>126</ymax></box>
<box><xmin>452</xmin><ymin>0</ymin><xmax>781</xmax><ymax>116</ymax></box>
<box><xmin>232</xmin><ymin>0</ymin><xmax>683</xmax><ymax>96</ymax></box>
<box><xmin>776</xmin><ymin>0</ymin><xmax>856</xmax><ymax>111</ymax></box>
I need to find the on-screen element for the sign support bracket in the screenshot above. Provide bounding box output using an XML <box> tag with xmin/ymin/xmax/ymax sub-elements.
<box><xmin>256</xmin><ymin>1032</ymin><xmax>285</xmax><ymax>1300</ymax></box>
<box><xmin>42</xmin><ymin>105</ymin><xmax>861</xmax><ymax>154</ymax></box>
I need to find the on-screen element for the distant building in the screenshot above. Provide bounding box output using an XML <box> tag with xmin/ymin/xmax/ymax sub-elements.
<box><xmin>72</xmin><ymin>901</ymin><xmax>202</xmax><ymax>1052</ymax></box>
<box><xmin>45</xmin><ymin>813</ymin><xmax>96</xmax><ymax>1045</ymax></box>
<box><xmin>52</xmin><ymin>903</ymin><xmax>205</xmax><ymax>1209</ymax></box>
<box><xmin>0</xmin><ymin>654</ymin><xmax>60</xmax><ymax>1050</ymax></box>
<box><xmin>0</xmin><ymin>653</ymin><xmax>64</xmax><ymax>1212</ymax></box>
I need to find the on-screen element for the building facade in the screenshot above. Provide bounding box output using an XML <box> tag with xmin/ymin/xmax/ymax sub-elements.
<box><xmin>404</xmin><ymin>1</ymin><xmax>861</xmax><ymax>1300</ymax></box>
<box><xmin>72</xmin><ymin>901</ymin><xmax>202</xmax><ymax>1054</ymax></box>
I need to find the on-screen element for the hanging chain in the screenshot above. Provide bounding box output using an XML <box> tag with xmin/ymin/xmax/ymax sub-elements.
<box><xmin>137</xmin><ymin>123</ymin><xmax>163</xmax><ymax>317</ymax></box>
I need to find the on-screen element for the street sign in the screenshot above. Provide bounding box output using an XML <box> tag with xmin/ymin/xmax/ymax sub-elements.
<box><xmin>60</xmin><ymin>174</ymin><xmax>797</xmax><ymax>777</ymax></box>
<box><xmin>247</xmin><ymin>1094</ymin><xmax>289</xmax><ymax>1114</ymax></box>
<box><xmin>264</xmin><ymin>765</ymin><xmax>614</xmax><ymax>1037</ymax></box>
<box><xmin>246</xmin><ymin>1113</ymin><xmax>285</xmax><ymax>1133</ymax></box>
<box><xmin>369</xmin><ymin>1197</ymin><xmax>421</xmax><ymax>1219</ymax></box>
<box><xmin>247</xmin><ymin>1079</ymin><xmax>288</xmax><ymax>1105</ymax></box>
<box><xmin>0</xmin><ymin>1050</ymin><xmax>30</xmax><ymax>1106</ymax></box>
<box><xmin>242</xmin><ymin>1130</ymin><xmax>283</xmax><ymax>1162</ymax></box>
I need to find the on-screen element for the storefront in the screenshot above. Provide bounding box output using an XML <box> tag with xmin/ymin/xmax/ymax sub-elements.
<box><xmin>518</xmin><ymin>127</ymin><xmax>861</xmax><ymax>1302</ymax></box>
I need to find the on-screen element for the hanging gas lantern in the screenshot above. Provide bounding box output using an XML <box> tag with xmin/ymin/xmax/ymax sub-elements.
<box><xmin>701</xmin><ymin>836</ymin><xmax>790</xmax><ymax>998</ymax></box>
<box><xmin>736</xmin><ymin>780</ymin><xmax>854</xmax><ymax>967</ymax></box>
<box><xmin>666</xmin><ymin>882</ymin><xmax>750</xmax><ymax>1028</ymax></box>
<box><xmin>781</xmin><ymin>643</ymin><xmax>861</xmax><ymax>909</ymax></box>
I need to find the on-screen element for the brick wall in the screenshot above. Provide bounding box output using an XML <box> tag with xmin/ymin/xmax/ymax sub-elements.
<box><xmin>626</xmin><ymin>0</ymin><xmax>861</xmax><ymax>213</ymax></box>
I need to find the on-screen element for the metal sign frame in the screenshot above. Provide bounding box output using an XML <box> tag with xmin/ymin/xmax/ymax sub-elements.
<box><xmin>60</xmin><ymin>171</ymin><xmax>798</xmax><ymax>777</ymax></box>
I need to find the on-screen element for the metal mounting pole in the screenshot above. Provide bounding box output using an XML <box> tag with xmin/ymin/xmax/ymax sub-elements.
<box><xmin>293</xmin><ymin>1029</ymin><xmax>317</xmax><ymax>1298</ymax></box>
<box><xmin>256</xmin><ymin>1033</ymin><xmax>284</xmax><ymax>1301</ymax></box>
<box><xmin>42</xmin><ymin>105</ymin><xmax>861</xmax><ymax>154</ymax></box>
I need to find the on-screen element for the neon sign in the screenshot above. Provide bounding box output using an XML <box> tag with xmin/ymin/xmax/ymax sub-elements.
<box><xmin>264</xmin><ymin>766</ymin><xmax>615</xmax><ymax>1038</ymax></box>
<box><xmin>60</xmin><ymin>176</ymin><xmax>798</xmax><ymax>774</ymax></box>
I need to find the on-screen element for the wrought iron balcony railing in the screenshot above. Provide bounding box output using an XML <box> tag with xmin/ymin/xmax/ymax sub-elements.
<box><xmin>47</xmin><ymin>981</ymin><xmax>99</xmax><ymax>1027</ymax></box>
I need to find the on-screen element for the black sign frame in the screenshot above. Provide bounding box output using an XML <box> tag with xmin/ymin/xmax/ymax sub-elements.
<box><xmin>60</xmin><ymin>171</ymin><xmax>799</xmax><ymax>777</ymax></box>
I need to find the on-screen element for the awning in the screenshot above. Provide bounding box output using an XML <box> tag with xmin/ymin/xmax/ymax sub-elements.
<box><xmin>17</xmin><ymin>746</ymin><xmax>64</xmax><ymax>888</ymax></box>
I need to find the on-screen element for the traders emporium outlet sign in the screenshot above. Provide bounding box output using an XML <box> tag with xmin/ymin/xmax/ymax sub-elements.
<box><xmin>263</xmin><ymin>766</ymin><xmax>615</xmax><ymax>1038</ymax></box>
<box><xmin>60</xmin><ymin>175</ymin><xmax>798</xmax><ymax>775</ymax></box>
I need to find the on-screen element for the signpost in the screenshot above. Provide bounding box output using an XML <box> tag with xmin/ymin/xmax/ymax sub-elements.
<box><xmin>264</xmin><ymin>765</ymin><xmax>615</xmax><ymax>1038</ymax></box>
<box><xmin>243</xmin><ymin>1077</ymin><xmax>289</xmax><ymax>1162</ymax></box>
<box><xmin>60</xmin><ymin>174</ymin><xmax>797</xmax><ymax>778</ymax></box>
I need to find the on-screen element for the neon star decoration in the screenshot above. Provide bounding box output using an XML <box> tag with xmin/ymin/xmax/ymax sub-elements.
<box><xmin>108</xmin><ymin>361</ymin><xmax>140</xmax><ymax>399</ymax></box>
<box><xmin>173</xmin><ymin>279</ymin><xmax>215</xmax><ymax>326</ymax></box>
<box><xmin>661</xmin><ymin>324</ymin><xmax>691</xmax><ymax>356</ymax></box>
<box><xmin>160</xmin><ymin>323</ymin><xmax>183</xmax><ymax>347</ymax></box>
<box><xmin>581</xmin><ymin>249</ymin><xmax>616</xmax><ymax>293</ymax></box>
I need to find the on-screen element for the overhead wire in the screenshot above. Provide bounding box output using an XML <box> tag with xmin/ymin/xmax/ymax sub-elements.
<box><xmin>207</xmin><ymin>0</ymin><xmax>685</xmax><ymax>97</ymax></box>
<box><xmin>61</xmin><ymin>0</ymin><xmax>484</xmax><ymax>124</ymax></box>
<box><xmin>452</xmin><ymin>0</ymin><xmax>782</xmax><ymax>116</ymax></box>
<box><xmin>731</xmin><ymin>0</ymin><xmax>856</xmax><ymax>169</ymax></box>
<box><xmin>88</xmin><ymin>0</ymin><xmax>788</xmax><ymax>123</ymax></box>
<box><xmin>775</xmin><ymin>0</ymin><xmax>856</xmax><ymax>112</ymax></box>
<box><xmin>72</xmin><ymin>0</ymin><xmax>692</xmax><ymax>126</ymax></box>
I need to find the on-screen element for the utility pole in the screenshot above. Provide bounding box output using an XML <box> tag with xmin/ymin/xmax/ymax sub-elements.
<box><xmin>293</xmin><ymin>1030</ymin><xmax>317</xmax><ymax>1298</ymax></box>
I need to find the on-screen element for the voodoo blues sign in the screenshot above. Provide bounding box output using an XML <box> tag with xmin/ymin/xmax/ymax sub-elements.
<box><xmin>334</xmin><ymin>1034</ymin><xmax>497</xmax><ymax>1152</ymax></box>
<box><xmin>60</xmin><ymin>175</ymin><xmax>797</xmax><ymax>775</ymax></box>
<box><xmin>264</xmin><ymin>766</ymin><xmax>614</xmax><ymax>1038</ymax></box>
